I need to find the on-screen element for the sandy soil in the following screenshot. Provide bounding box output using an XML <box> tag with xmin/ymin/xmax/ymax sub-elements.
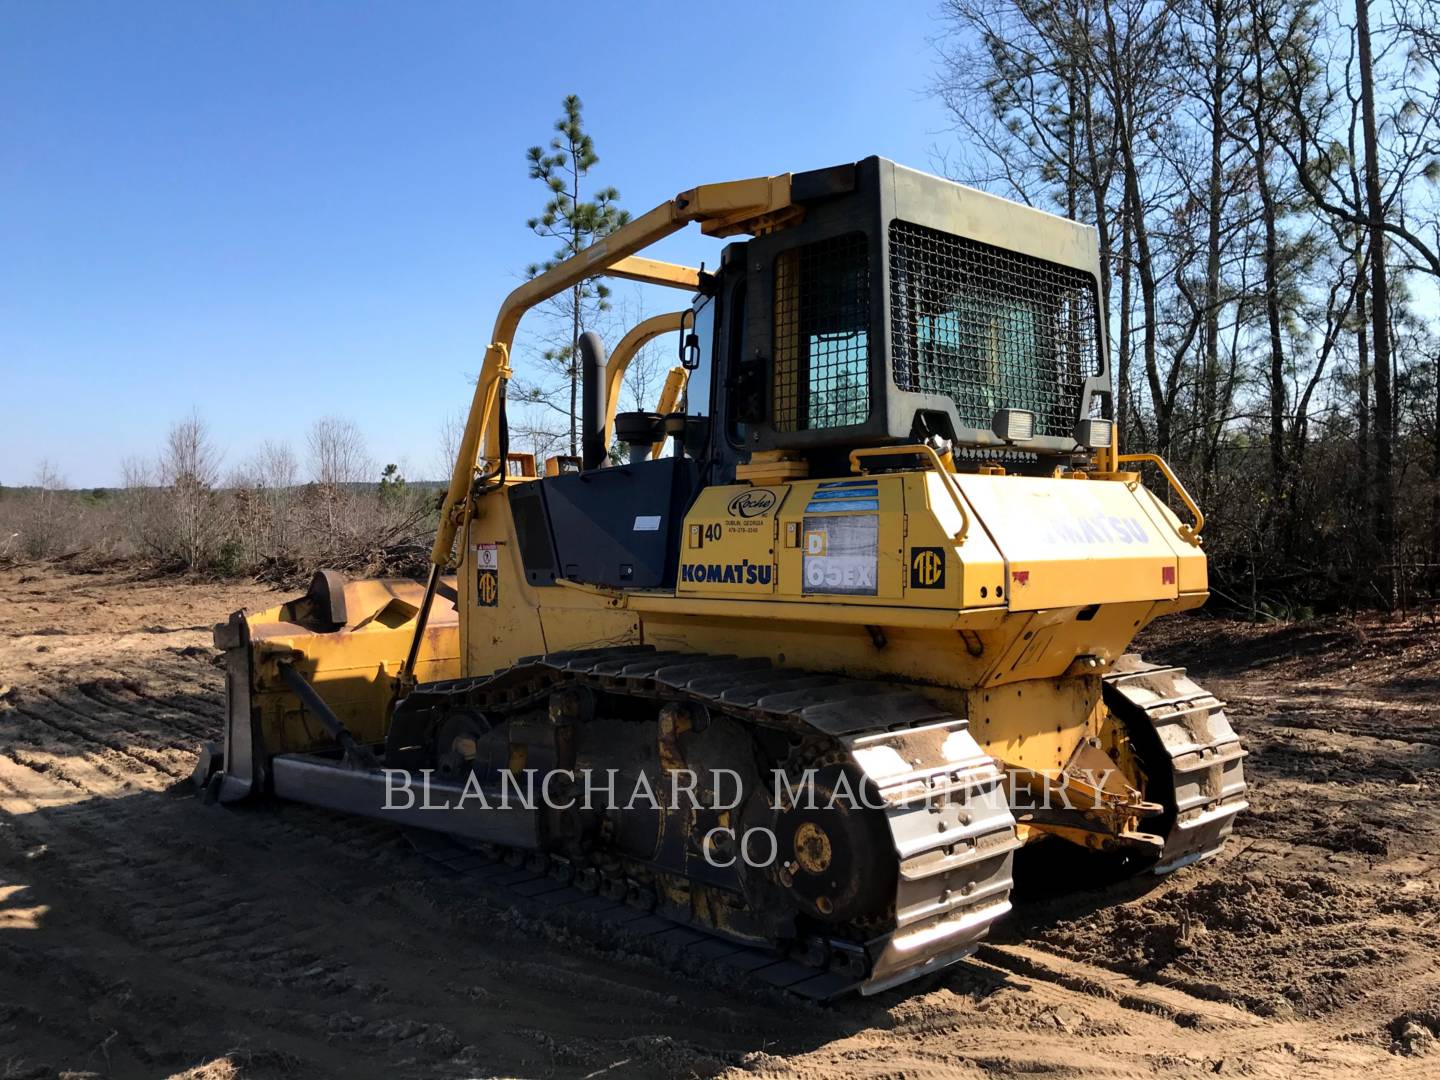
<box><xmin>1</xmin><ymin>564</ymin><xmax>1438</xmax><ymax>1079</ymax></box>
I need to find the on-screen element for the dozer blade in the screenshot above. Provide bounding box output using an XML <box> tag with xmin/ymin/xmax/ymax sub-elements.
<box><xmin>195</xmin><ymin>570</ymin><xmax>461</xmax><ymax>802</ymax></box>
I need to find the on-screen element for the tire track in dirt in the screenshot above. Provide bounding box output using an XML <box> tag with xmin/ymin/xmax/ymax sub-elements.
<box><xmin>1236</xmin><ymin>700</ymin><xmax>1440</xmax><ymax>755</ymax></box>
<box><xmin>69</xmin><ymin>678</ymin><xmax>209</xmax><ymax>744</ymax></box>
<box><xmin>2</xmin><ymin>678</ymin><xmax>415</xmax><ymax>1072</ymax></box>
<box><xmin>77</xmin><ymin>679</ymin><xmax>219</xmax><ymax>743</ymax></box>
<box><xmin>0</xmin><ymin>780</ymin><xmax>465</xmax><ymax>1072</ymax></box>
<box><xmin>99</xmin><ymin>654</ymin><xmax>227</xmax><ymax>704</ymax></box>
<box><xmin>19</xmin><ymin>690</ymin><xmax>195</xmax><ymax>780</ymax></box>
<box><xmin>974</xmin><ymin>941</ymin><xmax>1261</xmax><ymax>1031</ymax></box>
<box><xmin>6</xmin><ymin>739</ymin><xmax>757</xmax><ymax>1078</ymax></box>
<box><xmin>20</xmin><ymin>683</ymin><xmax>179</xmax><ymax>753</ymax></box>
<box><xmin>5</xmin><ymin>633</ymin><xmax>783</xmax><ymax>1077</ymax></box>
<box><xmin>109</xmin><ymin>668</ymin><xmax>226</xmax><ymax>712</ymax></box>
<box><xmin>0</xmin><ymin>755</ymin><xmax>54</xmax><ymax>819</ymax></box>
<box><xmin>0</xmin><ymin>746</ymin><xmax>92</xmax><ymax>794</ymax></box>
<box><xmin>0</xmin><ymin>703</ymin><xmax>140</xmax><ymax>797</ymax></box>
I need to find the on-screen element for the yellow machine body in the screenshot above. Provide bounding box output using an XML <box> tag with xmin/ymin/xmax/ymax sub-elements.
<box><xmin>447</xmin><ymin>464</ymin><xmax>1206</xmax><ymax>786</ymax></box>
<box><xmin>207</xmin><ymin>156</ymin><xmax>1245</xmax><ymax>997</ymax></box>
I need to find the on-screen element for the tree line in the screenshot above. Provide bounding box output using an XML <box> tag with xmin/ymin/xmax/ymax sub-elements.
<box><xmin>0</xmin><ymin>413</ymin><xmax>436</xmax><ymax>582</ymax></box>
<box><xmin>934</xmin><ymin>0</ymin><xmax>1439</xmax><ymax>612</ymax></box>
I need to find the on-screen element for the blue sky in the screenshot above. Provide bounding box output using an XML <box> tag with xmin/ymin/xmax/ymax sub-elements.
<box><xmin>1</xmin><ymin>1</ymin><xmax>957</xmax><ymax>487</ymax></box>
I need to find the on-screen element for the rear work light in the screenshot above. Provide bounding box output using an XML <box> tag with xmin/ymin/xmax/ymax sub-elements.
<box><xmin>1074</xmin><ymin>418</ymin><xmax>1113</xmax><ymax>449</ymax></box>
<box><xmin>990</xmin><ymin>408</ymin><xmax>1035</xmax><ymax>443</ymax></box>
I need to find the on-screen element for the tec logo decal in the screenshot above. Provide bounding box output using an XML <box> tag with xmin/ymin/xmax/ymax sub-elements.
<box><xmin>909</xmin><ymin>546</ymin><xmax>946</xmax><ymax>589</ymax></box>
<box><xmin>477</xmin><ymin>569</ymin><xmax>499</xmax><ymax>606</ymax></box>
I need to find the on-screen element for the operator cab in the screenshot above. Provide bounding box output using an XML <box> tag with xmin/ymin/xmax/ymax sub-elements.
<box><xmin>697</xmin><ymin>157</ymin><xmax>1115</xmax><ymax>485</ymax></box>
<box><xmin>621</xmin><ymin>157</ymin><xmax>1116</xmax><ymax>486</ymax></box>
<box><xmin>511</xmin><ymin>156</ymin><xmax>1116</xmax><ymax>592</ymax></box>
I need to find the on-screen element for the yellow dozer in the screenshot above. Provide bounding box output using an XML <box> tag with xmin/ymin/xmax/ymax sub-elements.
<box><xmin>197</xmin><ymin>158</ymin><xmax>1246</xmax><ymax>997</ymax></box>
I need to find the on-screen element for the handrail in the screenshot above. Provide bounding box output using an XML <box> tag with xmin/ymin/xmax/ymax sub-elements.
<box><xmin>1115</xmin><ymin>453</ymin><xmax>1205</xmax><ymax>544</ymax></box>
<box><xmin>848</xmin><ymin>444</ymin><xmax>969</xmax><ymax>545</ymax></box>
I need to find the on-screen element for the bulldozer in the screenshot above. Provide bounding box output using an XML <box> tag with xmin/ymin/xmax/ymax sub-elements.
<box><xmin>196</xmin><ymin>157</ymin><xmax>1247</xmax><ymax>997</ymax></box>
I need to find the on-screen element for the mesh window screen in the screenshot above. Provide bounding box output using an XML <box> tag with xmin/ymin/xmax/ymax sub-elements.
<box><xmin>773</xmin><ymin>232</ymin><xmax>871</xmax><ymax>432</ymax></box>
<box><xmin>889</xmin><ymin>220</ymin><xmax>1099</xmax><ymax>438</ymax></box>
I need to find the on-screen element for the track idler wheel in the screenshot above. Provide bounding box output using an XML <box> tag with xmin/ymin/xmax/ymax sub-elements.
<box><xmin>771</xmin><ymin>763</ymin><xmax>896</xmax><ymax>925</ymax></box>
<box><xmin>433</xmin><ymin>709</ymin><xmax>494</xmax><ymax>781</ymax></box>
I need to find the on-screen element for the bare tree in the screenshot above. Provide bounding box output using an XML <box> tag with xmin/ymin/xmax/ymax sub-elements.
<box><xmin>1177</xmin><ymin>0</ymin><xmax>1244</xmax><ymax>494</ymax></box>
<box><xmin>1255</xmin><ymin>0</ymin><xmax>1440</xmax><ymax>601</ymax></box>
<box><xmin>156</xmin><ymin>411</ymin><xmax>223</xmax><ymax>570</ymax></box>
<box><xmin>18</xmin><ymin>459</ymin><xmax>69</xmax><ymax>558</ymax></box>
<box><xmin>931</xmin><ymin>0</ymin><xmax>1193</xmax><ymax>449</ymax></box>
<box><xmin>434</xmin><ymin>409</ymin><xmax>466</xmax><ymax>482</ymax></box>
<box><xmin>119</xmin><ymin>454</ymin><xmax>156</xmax><ymax>553</ymax></box>
<box><xmin>307</xmin><ymin>416</ymin><xmax>371</xmax><ymax>488</ymax></box>
<box><xmin>306</xmin><ymin>416</ymin><xmax>371</xmax><ymax>546</ymax></box>
<box><xmin>509</xmin><ymin>419</ymin><xmax>570</xmax><ymax>465</ymax></box>
<box><xmin>611</xmin><ymin>294</ymin><xmax>672</xmax><ymax>419</ymax></box>
<box><xmin>623</xmin><ymin>337</ymin><xmax>668</xmax><ymax>414</ymax></box>
<box><xmin>227</xmin><ymin>439</ymin><xmax>300</xmax><ymax>568</ymax></box>
<box><xmin>933</xmin><ymin>0</ymin><xmax>1440</xmax><ymax>610</ymax></box>
<box><xmin>257</xmin><ymin>440</ymin><xmax>298</xmax><ymax>556</ymax></box>
<box><xmin>259</xmin><ymin>439</ymin><xmax>299</xmax><ymax>489</ymax></box>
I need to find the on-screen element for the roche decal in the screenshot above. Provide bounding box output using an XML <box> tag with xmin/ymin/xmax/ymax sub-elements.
<box><xmin>909</xmin><ymin>546</ymin><xmax>946</xmax><ymax>589</ymax></box>
<box><xmin>727</xmin><ymin>489</ymin><xmax>778</xmax><ymax>519</ymax></box>
<box><xmin>681</xmin><ymin>560</ymin><xmax>774</xmax><ymax>585</ymax></box>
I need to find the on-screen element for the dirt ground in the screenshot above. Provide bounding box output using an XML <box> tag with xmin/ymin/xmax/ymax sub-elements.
<box><xmin>1</xmin><ymin>564</ymin><xmax>1438</xmax><ymax>1079</ymax></box>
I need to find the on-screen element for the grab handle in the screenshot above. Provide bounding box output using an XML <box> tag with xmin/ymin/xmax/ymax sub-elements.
<box><xmin>1116</xmin><ymin>453</ymin><xmax>1204</xmax><ymax>545</ymax></box>
<box><xmin>848</xmin><ymin>444</ymin><xmax>970</xmax><ymax>545</ymax></box>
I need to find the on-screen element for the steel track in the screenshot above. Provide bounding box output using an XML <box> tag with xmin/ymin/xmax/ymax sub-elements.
<box><xmin>1102</xmin><ymin>656</ymin><xmax>1249</xmax><ymax>873</ymax></box>
<box><xmin>365</xmin><ymin>649</ymin><xmax>1245</xmax><ymax>999</ymax></box>
<box><xmin>398</xmin><ymin>644</ymin><xmax>1021</xmax><ymax>997</ymax></box>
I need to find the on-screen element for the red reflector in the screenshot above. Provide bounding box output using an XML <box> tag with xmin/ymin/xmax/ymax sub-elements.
<box><xmin>1162</xmin><ymin>566</ymin><xmax>1176</xmax><ymax>585</ymax></box>
<box><xmin>1012</xmin><ymin>570</ymin><xmax>1030</xmax><ymax>586</ymax></box>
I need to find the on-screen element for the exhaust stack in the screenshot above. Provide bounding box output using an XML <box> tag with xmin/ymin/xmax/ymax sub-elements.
<box><xmin>579</xmin><ymin>331</ymin><xmax>608</xmax><ymax>470</ymax></box>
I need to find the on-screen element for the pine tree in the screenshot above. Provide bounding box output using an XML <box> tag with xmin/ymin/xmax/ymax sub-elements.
<box><xmin>378</xmin><ymin>463</ymin><xmax>407</xmax><ymax>509</ymax></box>
<box><xmin>522</xmin><ymin>95</ymin><xmax>630</xmax><ymax>456</ymax></box>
